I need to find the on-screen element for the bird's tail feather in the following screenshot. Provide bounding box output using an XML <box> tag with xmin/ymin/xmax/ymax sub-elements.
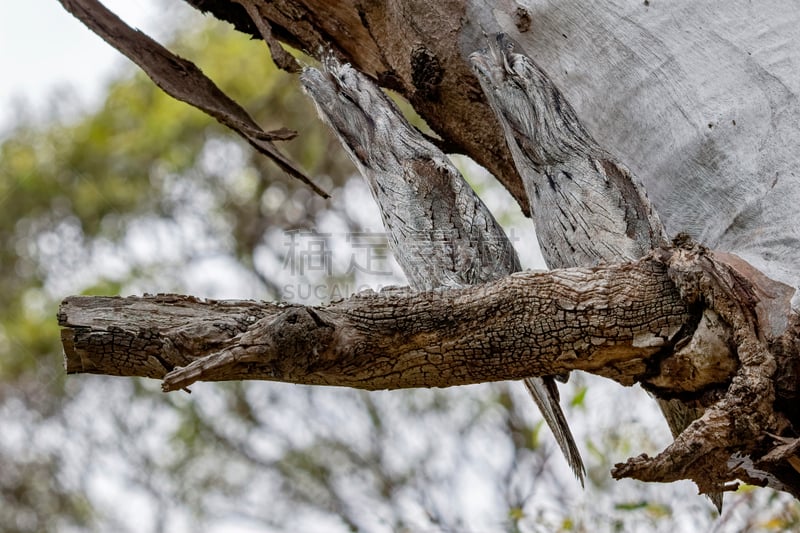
<box><xmin>524</xmin><ymin>376</ymin><xmax>585</xmax><ymax>485</ymax></box>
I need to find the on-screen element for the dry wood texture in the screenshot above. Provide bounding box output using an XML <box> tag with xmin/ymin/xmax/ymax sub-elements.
<box><xmin>61</xmin><ymin>258</ymin><xmax>689</xmax><ymax>389</ymax></box>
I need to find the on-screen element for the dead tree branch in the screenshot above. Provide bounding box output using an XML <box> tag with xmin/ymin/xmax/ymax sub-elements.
<box><xmin>58</xmin><ymin>241</ymin><xmax>800</xmax><ymax>496</ymax></box>
<box><xmin>61</xmin><ymin>257</ymin><xmax>689</xmax><ymax>389</ymax></box>
<box><xmin>57</xmin><ymin>0</ymin><xmax>328</xmax><ymax>198</ymax></box>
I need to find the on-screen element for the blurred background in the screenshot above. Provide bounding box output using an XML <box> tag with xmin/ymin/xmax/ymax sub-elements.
<box><xmin>1</xmin><ymin>1</ymin><xmax>799</xmax><ymax>531</ymax></box>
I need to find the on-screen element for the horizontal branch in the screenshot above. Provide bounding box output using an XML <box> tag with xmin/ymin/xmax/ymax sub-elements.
<box><xmin>59</xmin><ymin>242</ymin><xmax>800</xmax><ymax>495</ymax></box>
<box><xmin>60</xmin><ymin>258</ymin><xmax>700</xmax><ymax>392</ymax></box>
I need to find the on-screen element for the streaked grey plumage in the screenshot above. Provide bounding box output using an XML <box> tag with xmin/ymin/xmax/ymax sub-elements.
<box><xmin>471</xmin><ymin>33</ymin><xmax>721</xmax><ymax>511</ymax></box>
<box><xmin>470</xmin><ymin>34</ymin><xmax>666</xmax><ymax>268</ymax></box>
<box><xmin>301</xmin><ymin>58</ymin><xmax>586</xmax><ymax>484</ymax></box>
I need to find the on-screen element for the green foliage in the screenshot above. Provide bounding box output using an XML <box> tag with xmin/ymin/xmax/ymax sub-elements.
<box><xmin>570</xmin><ymin>386</ymin><xmax>588</xmax><ymax>408</ymax></box>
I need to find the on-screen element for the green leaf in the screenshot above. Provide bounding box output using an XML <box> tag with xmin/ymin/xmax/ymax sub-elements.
<box><xmin>614</xmin><ymin>501</ymin><xmax>648</xmax><ymax>511</ymax></box>
<box><xmin>508</xmin><ymin>506</ymin><xmax>525</xmax><ymax>521</ymax></box>
<box><xmin>571</xmin><ymin>386</ymin><xmax>588</xmax><ymax>408</ymax></box>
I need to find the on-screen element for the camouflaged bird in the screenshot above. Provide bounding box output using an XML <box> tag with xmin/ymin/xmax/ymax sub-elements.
<box><xmin>301</xmin><ymin>57</ymin><xmax>586</xmax><ymax>484</ymax></box>
<box><xmin>471</xmin><ymin>33</ymin><xmax>720</xmax><ymax>510</ymax></box>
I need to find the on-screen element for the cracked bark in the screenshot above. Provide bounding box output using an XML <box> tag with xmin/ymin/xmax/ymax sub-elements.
<box><xmin>61</xmin><ymin>256</ymin><xmax>692</xmax><ymax>388</ymax></box>
<box><xmin>58</xmin><ymin>244</ymin><xmax>800</xmax><ymax>495</ymax></box>
<box><xmin>614</xmin><ymin>241</ymin><xmax>800</xmax><ymax>497</ymax></box>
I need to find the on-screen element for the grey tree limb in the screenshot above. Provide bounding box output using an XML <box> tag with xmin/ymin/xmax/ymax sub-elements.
<box><xmin>58</xmin><ymin>242</ymin><xmax>800</xmax><ymax>495</ymax></box>
<box><xmin>299</xmin><ymin>58</ymin><xmax>585</xmax><ymax>482</ymax></box>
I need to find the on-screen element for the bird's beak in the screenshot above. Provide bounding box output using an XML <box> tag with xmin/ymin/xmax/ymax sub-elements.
<box><xmin>469</xmin><ymin>32</ymin><xmax>516</xmax><ymax>85</ymax></box>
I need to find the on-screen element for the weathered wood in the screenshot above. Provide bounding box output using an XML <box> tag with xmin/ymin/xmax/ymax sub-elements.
<box><xmin>54</xmin><ymin>0</ymin><xmax>800</xmax><ymax>502</ymax></box>
<box><xmin>58</xmin><ymin>241</ymin><xmax>800</xmax><ymax>496</ymax></box>
<box><xmin>59</xmin><ymin>295</ymin><xmax>272</xmax><ymax>378</ymax></box>
<box><xmin>613</xmin><ymin>240</ymin><xmax>800</xmax><ymax>498</ymax></box>
<box><xmin>470</xmin><ymin>32</ymin><xmax>720</xmax><ymax>503</ymax></box>
<box><xmin>61</xmin><ymin>258</ymin><xmax>692</xmax><ymax>389</ymax></box>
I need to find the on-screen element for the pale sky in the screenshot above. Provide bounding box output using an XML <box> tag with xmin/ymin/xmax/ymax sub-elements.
<box><xmin>0</xmin><ymin>0</ymin><xmax>171</xmax><ymax>133</ymax></box>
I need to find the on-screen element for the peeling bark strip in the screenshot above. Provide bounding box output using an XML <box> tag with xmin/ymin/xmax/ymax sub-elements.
<box><xmin>57</xmin><ymin>0</ymin><xmax>328</xmax><ymax>198</ymax></box>
<box><xmin>300</xmin><ymin>59</ymin><xmax>584</xmax><ymax>481</ymax></box>
<box><xmin>233</xmin><ymin>0</ymin><xmax>302</xmax><ymax>73</ymax></box>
